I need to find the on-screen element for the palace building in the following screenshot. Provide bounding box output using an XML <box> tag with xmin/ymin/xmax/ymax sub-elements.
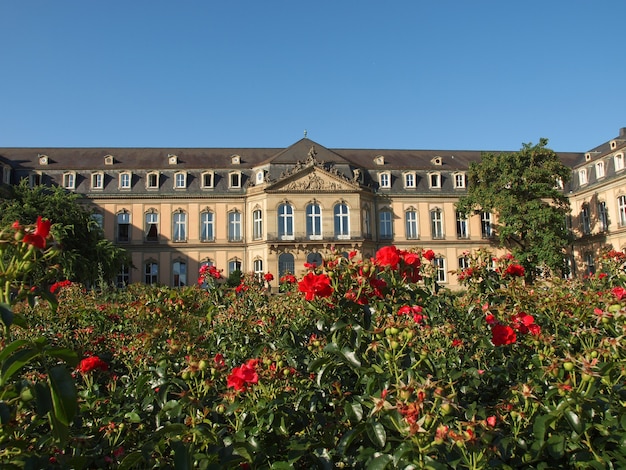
<box><xmin>0</xmin><ymin>128</ymin><xmax>625</xmax><ymax>288</ymax></box>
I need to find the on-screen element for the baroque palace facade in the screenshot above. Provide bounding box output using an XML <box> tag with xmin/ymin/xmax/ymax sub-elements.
<box><xmin>0</xmin><ymin>128</ymin><xmax>625</xmax><ymax>288</ymax></box>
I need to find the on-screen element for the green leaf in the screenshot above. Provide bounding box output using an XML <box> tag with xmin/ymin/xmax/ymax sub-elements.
<box><xmin>34</xmin><ymin>381</ymin><xmax>53</xmax><ymax>416</ymax></box>
<box><xmin>0</xmin><ymin>339</ymin><xmax>30</xmax><ymax>363</ymax></box>
<box><xmin>344</xmin><ymin>401</ymin><xmax>364</xmax><ymax>422</ymax></box>
<box><xmin>368</xmin><ymin>454</ymin><xmax>393</xmax><ymax>470</ymax></box>
<box><xmin>533</xmin><ymin>413</ymin><xmax>556</xmax><ymax>444</ymax></box>
<box><xmin>118</xmin><ymin>451</ymin><xmax>146</xmax><ymax>470</ymax></box>
<box><xmin>367</xmin><ymin>421</ymin><xmax>387</xmax><ymax>448</ymax></box>
<box><xmin>340</xmin><ymin>348</ymin><xmax>362</xmax><ymax>368</ymax></box>
<box><xmin>0</xmin><ymin>302</ymin><xmax>13</xmax><ymax>328</ymax></box>
<box><xmin>1</xmin><ymin>346</ymin><xmax>40</xmax><ymax>386</ymax></box>
<box><xmin>172</xmin><ymin>440</ymin><xmax>192</xmax><ymax>470</ymax></box>
<box><xmin>46</xmin><ymin>347</ymin><xmax>79</xmax><ymax>367</ymax></box>
<box><xmin>563</xmin><ymin>409</ymin><xmax>584</xmax><ymax>435</ymax></box>
<box><xmin>48</xmin><ymin>365</ymin><xmax>77</xmax><ymax>427</ymax></box>
<box><xmin>546</xmin><ymin>434</ymin><xmax>565</xmax><ymax>460</ymax></box>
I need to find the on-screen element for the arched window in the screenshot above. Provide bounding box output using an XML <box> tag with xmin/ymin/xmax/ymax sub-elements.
<box><xmin>334</xmin><ymin>203</ymin><xmax>350</xmax><ymax>239</ymax></box>
<box><xmin>278</xmin><ymin>253</ymin><xmax>295</xmax><ymax>278</ymax></box>
<box><xmin>307</xmin><ymin>252</ymin><xmax>323</xmax><ymax>268</ymax></box>
<box><xmin>278</xmin><ymin>203</ymin><xmax>294</xmax><ymax>240</ymax></box>
<box><xmin>173</xmin><ymin>260</ymin><xmax>187</xmax><ymax>287</ymax></box>
<box><xmin>252</xmin><ymin>209</ymin><xmax>263</xmax><ymax>240</ymax></box>
<box><xmin>145</xmin><ymin>210</ymin><xmax>159</xmax><ymax>242</ymax></box>
<box><xmin>306</xmin><ymin>203</ymin><xmax>322</xmax><ymax>239</ymax></box>
<box><xmin>145</xmin><ymin>261</ymin><xmax>158</xmax><ymax>285</ymax></box>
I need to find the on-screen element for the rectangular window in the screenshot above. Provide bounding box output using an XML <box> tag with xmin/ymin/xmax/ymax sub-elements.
<box><xmin>63</xmin><ymin>172</ymin><xmax>75</xmax><ymax>189</ymax></box>
<box><xmin>456</xmin><ymin>211</ymin><xmax>469</xmax><ymax>239</ymax></box>
<box><xmin>578</xmin><ymin>169</ymin><xmax>588</xmax><ymax>186</ymax></box>
<box><xmin>117</xmin><ymin>212</ymin><xmax>130</xmax><ymax>242</ymax></box>
<box><xmin>145</xmin><ymin>212</ymin><xmax>159</xmax><ymax>242</ymax></box>
<box><xmin>230</xmin><ymin>173</ymin><xmax>241</xmax><ymax>188</ymax></box>
<box><xmin>379</xmin><ymin>173</ymin><xmax>390</xmax><ymax>188</ymax></box>
<box><xmin>253</xmin><ymin>259</ymin><xmax>263</xmax><ymax>281</ymax></box>
<box><xmin>405</xmin><ymin>211</ymin><xmax>418</xmax><ymax>239</ymax></box>
<box><xmin>228</xmin><ymin>260</ymin><xmax>242</xmax><ymax>276</ymax></box>
<box><xmin>200</xmin><ymin>212</ymin><xmax>214</xmax><ymax>241</ymax></box>
<box><xmin>431</xmin><ymin>210</ymin><xmax>443</xmax><ymax>239</ymax></box>
<box><xmin>434</xmin><ymin>257</ymin><xmax>446</xmax><ymax>282</ymax></box>
<box><xmin>615</xmin><ymin>154</ymin><xmax>624</xmax><ymax>172</ymax></box>
<box><xmin>175</xmin><ymin>173</ymin><xmax>186</xmax><ymax>189</ymax></box>
<box><xmin>173</xmin><ymin>212</ymin><xmax>187</xmax><ymax>242</ymax></box>
<box><xmin>363</xmin><ymin>208</ymin><xmax>372</xmax><ymax>238</ymax></box>
<box><xmin>454</xmin><ymin>173</ymin><xmax>465</xmax><ymax>189</ymax></box>
<box><xmin>145</xmin><ymin>262</ymin><xmax>158</xmax><ymax>285</ymax></box>
<box><xmin>596</xmin><ymin>161</ymin><xmax>605</xmax><ymax>179</ymax></box>
<box><xmin>147</xmin><ymin>172</ymin><xmax>159</xmax><ymax>188</ymax></box>
<box><xmin>202</xmin><ymin>172</ymin><xmax>214</xmax><ymax>188</ymax></box>
<box><xmin>430</xmin><ymin>173</ymin><xmax>441</xmax><ymax>188</ymax></box>
<box><xmin>173</xmin><ymin>261</ymin><xmax>187</xmax><ymax>287</ymax></box>
<box><xmin>117</xmin><ymin>265</ymin><xmax>130</xmax><ymax>288</ymax></box>
<box><xmin>120</xmin><ymin>172</ymin><xmax>131</xmax><ymax>189</ymax></box>
<box><xmin>458</xmin><ymin>256</ymin><xmax>470</xmax><ymax>270</ymax></box>
<box><xmin>618</xmin><ymin>195</ymin><xmax>626</xmax><ymax>227</ymax></box>
<box><xmin>91</xmin><ymin>172</ymin><xmax>103</xmax><ymax>190</ymax></box>
<box><xmin>334</xmin><ymin>204</ymin><xmax>350</xmax><ymax>239</ymax></box>
<box><xmin>253</xmin><ymin>209</ymin><xmax>263</xmax><ymax>240</ymax></box>
<box><xmin>598</xmin><ymin>201</ymin><xmax>608</xmax><ymax>232</ymax></box>
<box><xmin>229</xmin><ymin>212</ymin><xmax>242</xmax><ymax>241</ymax></box>
<box><xmin>306</xmin><ymin>204</ymin><xmax>322</xmax><ymax>240</ymax></box>
<box><xmin>380</xmin><ymin>211</ymin><xmax>393</xmax><ymax>239</ymax></box>
<box><xmin>581</xmin><ymin>205</ymin><xmax>591</xmax><ymax>235</ymax></box>
<box><xmin>481</xmin><ymin>212</ymin><xmax>493</xmax><ymax>238</ymax></box>
<box><xmin>404</xmin><ymin>173</ymin><xmax>415</xmax><ymax>188</ymax></box>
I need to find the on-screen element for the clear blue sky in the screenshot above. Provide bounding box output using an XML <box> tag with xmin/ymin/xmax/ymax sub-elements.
<box><xmin>2</xmin><ymin>1</ymin><xmax>625</xmax><ymax>152</ymax></box>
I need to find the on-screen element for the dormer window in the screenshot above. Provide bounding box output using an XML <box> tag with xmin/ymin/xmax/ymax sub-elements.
<box><xmin>431</xmin><ymin>156</ymin><xmax>442</xmax><ymax>166</ymax></box>
<box><xmin>404</xmin><ymin>172</ymin><xmax>416</xmax><ymax>188</ymax></box>
<box><xmin>62</xmin><ymin>171</ymin><xmax>76</xmax><ymax>190</ymax></box>
<box><xmin>585</xmin><ymin>153</ymin><xmax>592</xmax><ymax>161</ymax></box>
<box><xmin>596</xmin><ymin>161</ymin><xmax>605</xmax><ymax>179</ymax></box>
<box><xmin>231</xmin><ymin>155</ymin><xmax>240</xmax><ymax>165</ymax></box>
<box><xmin>91</xmin><ymin>171</ymin><xmax>104</xmax><ymax>190</ymax></box>
<box><xmin>119</xmin><ymin>172</ymin><xmax>132</xmax><ymax>189</ymax></box>
<box><xmin>429</xmin><ymin>172</ymin><xmax>441</xmax><ymax>189</ymax></box>
<box><xmin>168</xmin><ymin>154</ymin><xmax>178</xmax><ymax>165</ymax></box>
<box><xmin>146</xmin><ymin>171</ymin><xmax>160</xmax><ymax>189</ymax></box>
<box><xmin>615</xmin><ymin>154</ymin><xmax>624</xmax><ymax>172</ymax></box>
<box><xmin>555</xmin><ymin>177</ymin><xmax>564</xmax><ymax>190</ymax></box>
<box><xmin>374</xmin><ymin>155</ymin><xmax>385</xmax><ymax>166</ymax></box>
<box><xmin>38</xmin><ymin>154</ymin><xmax>49</xmax><ymax>165</ymax></box>
<box><xmin>454</xmin><ymin>172</ymin><xmax>466</xmax><ymax>189</ymax></box>
<box><xmin>104</xmin><ymin>155</ymin><xmax>114</xmax><ymax>165</ymax></box>
<box><xmin>578</xmin><ymin>168</ymin><xmax>588</xmax><ymax>186</ymax></box>
<box><xmin>174</xmin><ymin>171</ymin><xmax>187</xmax><ymax>189</ymax></box>
<box><xmin>256</xmin><ymin>170</ymin><xmax>264</xmax><ymax>184</ymax></box>
<box><xmin>30</xmin><ymin>173</ymin><xmax>42</xmax><ymax>187</ymax></box>
<box><xmin>610</xmin><ymin>141</ymin><xmax>617</xmax><ymax>150</ymax></box>
<box><xmin>201</xmin><ymin>171</ymin><xmax>214</xmax><ymax>188</ymax></box>
<box><xmin>379</xmin><ymin>172</ymin><xmax>391</xmax><ymax>189</ymax></box>
<box><xmin>229</xmin><ymin>171</ymin><xmax>241</xmax><ymax>188</ymax></box>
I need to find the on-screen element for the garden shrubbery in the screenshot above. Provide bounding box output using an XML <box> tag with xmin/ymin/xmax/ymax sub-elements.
<box><xmin>1</xmin><ymin>220</ymin><xmax>625</xmax><ymax>468</ymax></box>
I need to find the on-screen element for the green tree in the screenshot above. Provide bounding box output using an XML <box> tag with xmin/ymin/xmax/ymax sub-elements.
<box><xmin>456</xmin><ymin>138</ymin><xmax>572</xmax><ymax>279</ymax></box>
<box><xmin>0</xmin><ymin>180</ymin><xmax>129</xmax><ymax>286</ymax></box>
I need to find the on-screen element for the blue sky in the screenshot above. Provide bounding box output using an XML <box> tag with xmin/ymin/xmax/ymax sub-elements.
<box><xmin>2</xmin><ymin>1</ymin><xmax>625</xmax><ymax>152</ymax></box>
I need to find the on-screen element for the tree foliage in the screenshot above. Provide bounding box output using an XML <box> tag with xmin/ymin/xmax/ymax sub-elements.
<box><xmin>0</xmin><ymin>180</ymin><xmax>129</xmax><ymax>286</ymax></box>
<box><xmin>456</xmin><ymin>138</ymin><xmax>572</xmax><ymax>277</ymax></box>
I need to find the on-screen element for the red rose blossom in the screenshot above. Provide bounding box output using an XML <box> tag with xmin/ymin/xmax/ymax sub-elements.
<box><xmin>263</xmin><ymin>272</ymin><xmax>274</xmax><ymax>282</ymax></box>
<box><xmin>23</xmin><ymin>216</ymin><xmax>52</xmax><ymax>249</ymax></box>
<box><xmin>298</xmin><ymin>272</ymin><xmax>333</xmax><ymax>301</ymax></box>
<box><xmin>491</xmin><ymin>324</ymin><xmax>517</xmax><ymax>346</ymax></box>
<box><xmin>78</xmin><ymin>356</ymin><xmax>109</xmax><ymax>374</ymax></box>
<box><xmin>375</xmin><ymin>245</ymin><xmax>401</xmax><ymax>270</ymax></box>
<box><xmin>422</xmin><ymin>249</ymin><xmax>436</xmax><ymax>261</ymax></box>
<box><xmin>227</xmin><ymin>360</ymin><xmax>259</xmax><ymax>392</ymax></box>
<box><xmin>504</xmin><ymin>264</ymin><xmax>525</xmax><ymax>277</ymax></box>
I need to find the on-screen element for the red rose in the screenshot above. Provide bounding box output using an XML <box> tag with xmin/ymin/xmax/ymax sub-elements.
<box><xmin>298</xmin><ymin>272</ymin><xmax>333</xmax><ymax>301</ymax></box>
<box><xmin>78</xmin><ymin>356</ymin><xmax>109</xmax><ymax>374</ymax></box>
<box><xmin>612</xmin><ymin>286</ymin><xmax>626</xmax><ymax>301</ymax></box>
<box><xmin>23</xmin><ymin>216</ymin><xmax>52</xmax><ymax>249</ymax></box>
<box><xmin>504</xmin><ymin>264</ymin><xmax>525</xmax><ymax>277</ymax></box>
<box><xmin>375</xmin><ymin>245</ymin><xmax>401</xmax><ymax>269</ymax></box>
<box><xmin>422</xmin><ymin>249</ymin><xmax>436</xmax><ymax>261</ymax></box>
<box><xmin>263</xmin><ymin>273</ymin><xmax>274</xmax><ymax>282</ymax></box>
<box><xmin>491</xmin><ymin>324</ymin><xmax>516</xmax><ymax>346</ymax></box>
<box><xmin>227</xmin><ymin>361</ymin><xmax>259</xmax><ymax>392</ymax></box>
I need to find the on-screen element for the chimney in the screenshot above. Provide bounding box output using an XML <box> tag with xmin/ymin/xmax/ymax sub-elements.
<box><xmin>620</xmin><ymin>127</ymin><xmax>626</xmax><ymax>137</ymax></box>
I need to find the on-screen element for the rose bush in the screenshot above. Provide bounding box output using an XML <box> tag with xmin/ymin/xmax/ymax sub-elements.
<box><xmin>1</xmin><ymin>240</ymin><xmax>625</xmax><ymax>468</ymax></box>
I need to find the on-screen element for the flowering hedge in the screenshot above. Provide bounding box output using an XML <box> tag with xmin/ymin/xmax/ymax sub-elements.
<box><xmin>1</xmin><ymin>240</ymin><xmax>625</xmax><ymax>468</ymax></box>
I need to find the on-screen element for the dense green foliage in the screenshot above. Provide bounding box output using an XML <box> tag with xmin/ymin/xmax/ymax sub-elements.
<box><xmin>456</xmin><ymin>139</ymin><xmax>572</xmax><ymax>278</ymax></box>
<box><xmin>2</xmin><ymin>244</ymin><xmax>625</xmax><ymax>469</ymax></box>
<box><xmin>0</xmin><ymin>180</ymin><xmax>129</xmax><ymax>286</ymax></box>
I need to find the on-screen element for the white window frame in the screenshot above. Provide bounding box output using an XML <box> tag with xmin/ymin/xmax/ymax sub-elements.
<box><xmin>172</xmin><ymin>211</ymin><xmax>187</xmax><ymax>242</ymax></box>
<box><xmin>379</xmin><ymin>210</ymin><xmax>393</xmax><ymax>240</ymax></box>
<box><xmin>454</xmin><ymin>172</ymin><xmax>466</xmax><ymax>189</ymax></box>
<box><xmin>63</xmin><ymin>171</ymin><xmax>76</xmax><ymax>190</ymax></box>
<box><xmin>430</xmin><ymin>209</ymin><xmax>444</xmax><ymax>239</ymax></box>
<box><xmin>91</xmin><ymin>171</ymin><xmax>104</xmax><ymax>190</ymax></box>
<box><xmin>581</xmin><ymin>204</ymin><xmax>591</xmax><ymax>234</ymax></box>
<box><xmin>229</xmin><ymin>211</ymin><xmax>242</xmax><ymax>242</ymax></box>
<box><xmin>228</xmin><ymin>259</ymin><xmax>242</xmax><ymax>276</ymax></box>
<box><xmin>116</xmin><ymin>211</ymin><xmax>131</xmax><ymax>242</ymax></box>
<box><xmin>229</xmin><ymin>171</ymin><xmax>241</xmax><ymax>189</ymax></box>
<box><xmin>278</xmin><ymin>203</ymin><xmax>294</xmax><ymax>240</ymax></box>
<box><xmin>119</xmin><ymin>172</ymin><xmax>132</xmax><ymax>189</ymax></box>
<box><xmin>146</xmin><ymin>171</ymin><xmax>160</xmax><ymax>189</ymax></box>
<box><xmin>434</xmin><ymin>257</ymin><xmax>446</xmax><ymax>283</ymax></box>
<box><xmin>253</xmin><ymin>259</ymin><xmax>264</xmax><ymax>281</ymax></box>
<box><xmin>404</xmin><ymin>172</ymin><xmax>416</xmax><ymax>189</ymax></box>
<box><xmin>145</xmin><ymin>211</ymin><xmax>159</xmax><ymax>242</ymax></box>
<box><xmin>172</xmin><ymin>260</ymin><xmax>187</xmax><ymax>287</ymax></box>
<box><xmin>145</xmin><ymin>261</ymin><xmax>158</xmax><ymax>285</ymax></box>
<box><xmin>174</xmin><ymin>172</ymin><xmax>187</xmax><ymax>189</ymax></box>
<box><xmin>578</xmin><ymin>169</ymin><xmax>588</xmax><ymax>186</ymax></box>
<box><xmin>334</xmin><ymin>203</ymin><xmax>350</xmax><ymax>239</ymax></box>
<box><xmin>615</xmin><ymin>154</ymin><xmax>624</xmax><ymax>172</ymax></box>
<box><xmin>456</xmin><ymin>211</ymin><xmax>469</xmax><ymax>239</ymax></box>
<box><xmin>429</xmin><ymin>172</ymin><xmax>441</xmax><ymax>189</ymax></box>
<box><xmin>200</xmin><ymin>211</ymin><xmax>215</xmax><ymax>242</ymax></box>
<box><xmin>379</xmin><ymin>172</ymin><xmax>391</xmax><ymax>189</ymax></box>
<box><xmin>201</xmin><ymin>171</ymin><xmax>214</xmax><ymax>189</ymax></box>
<box><xmin>618</xmin><ymin>195</ymin><xmax>626</xmax><ymax>227</ymax></box>
<box><xmin>598</xmin><ymin>201</ymin><xmax>609</xmax><ymax>232</ymax></box>
<box><xmin>405</xmin><ymin>210</ymin><xmax>418</xmax><ymax>240</ymax></box>
<box><xmin>481</xmin><ymin>212</ymin><xmax>493</xmax><ymax>238</ymax></box>
<box><xmin>306</xmin><ymin>203</ymin><xmax>322</xmax><ymax>240</ymax></box>
<box><xmin>595</xmin><ymin>161</ymin><xmax>605</xmax><ymax>179</ymax></box>
<box><xmin>253</xmin><ymin>209</ymin><xmax>263</xmax><ymax>240</ymax></box>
